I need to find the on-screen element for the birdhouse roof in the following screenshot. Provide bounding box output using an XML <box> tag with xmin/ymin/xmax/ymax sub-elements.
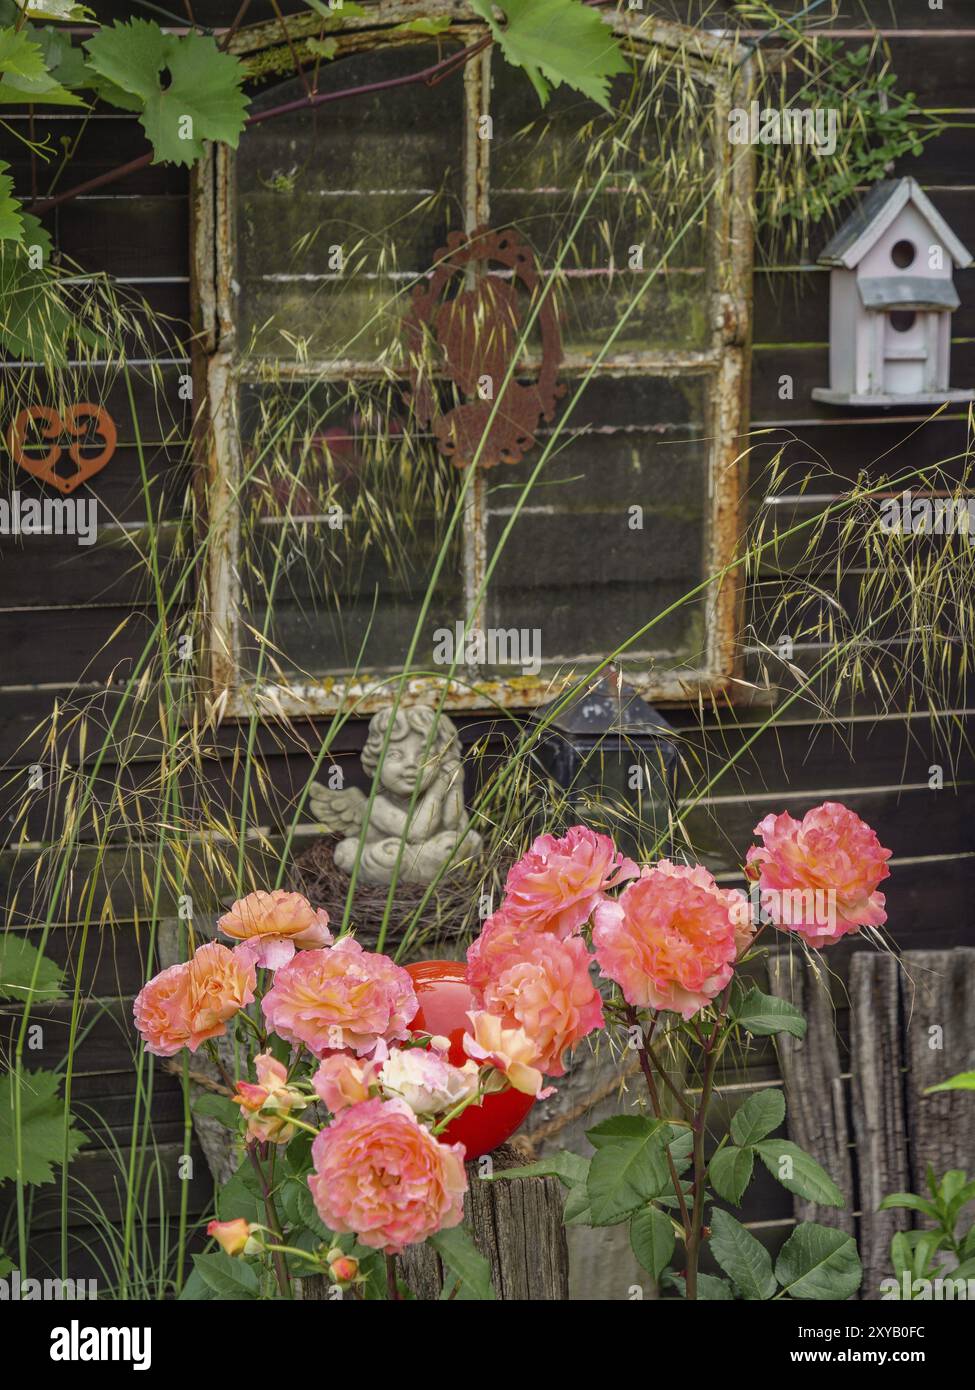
<box><xmin>818</xmin><ymin>177</ymin><xmax>973</xmax><ymax>270</ymax></box>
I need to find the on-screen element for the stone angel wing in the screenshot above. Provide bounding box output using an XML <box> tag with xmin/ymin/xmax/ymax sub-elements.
<box><xmin>306</xmin><ymin>781</ymin><xmax>367</xmax><ymax>836</ymax></box>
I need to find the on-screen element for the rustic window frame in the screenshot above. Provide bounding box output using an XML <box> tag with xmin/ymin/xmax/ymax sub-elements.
<box><xmin>192</xmin><ymin>3</ymin><xmax>754</xmax><ymax>718</ymax></box>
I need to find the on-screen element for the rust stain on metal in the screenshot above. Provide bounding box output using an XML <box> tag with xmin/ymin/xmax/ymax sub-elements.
<box><xmin>403</xmin><ymin>226</ymin><xmax>565</xmax><ymax>469</ymax></box>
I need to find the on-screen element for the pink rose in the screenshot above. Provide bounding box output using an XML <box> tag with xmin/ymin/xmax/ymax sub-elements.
<box><xmin>233</xmin><ymin>1052</ymin><xmax>308</xmax><ymax>1143</ymax></box>
<box><xmin>467</xmin><ymin>924</ymin><xmax>603</xmax><ymax>1076</ymax></box>
<box><xmin>312</xmin><ymin>1053</ymin><xmax>380</xmax><ymax>1112</ymax></box>
<box><xmin>463</xmin><ymin>1011</ymin><xmax>553</xmax><ymax>1097</ymax></box>
<box><xmin>133</xmin><ymin>942</ymin><xmax>256</xmax><ymax>1057</ymax></box>
<box><xmin>218</xmin><ymin>889</ymin><xmax>333</xmax><ymax>969</ymax></box>
<box><xmin>745</xmin><ymin>801</ymin><xmax>892</xmax><ymax>948</ymax></box>
<box><xmin>261</xmin><ymin>937</ymin><xmax>417</xmax><ymax>1058</ymax></box>
<box><xmin>501</xmin><ymin>825</ymin><xmax>638</xmax><ymax>936</ymax></box>
<box><xmin>308</xmin><ymin>1098</ymin><xmax>467</xmax><ymax>1253</ymax></box>
<box><xmin>593</xmin><ymin>860</ymin><xmax>741</xmax><ymax>1020</ymax></box>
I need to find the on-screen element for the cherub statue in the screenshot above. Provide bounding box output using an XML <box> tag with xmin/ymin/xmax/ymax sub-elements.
<box><xmin>307</xmin><ymin>707</ymin><xmax>482</xmax><ymax>885</ymax></box>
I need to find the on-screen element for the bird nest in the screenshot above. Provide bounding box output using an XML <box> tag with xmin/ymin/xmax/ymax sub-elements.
<box><xmin>289</xmin><ymin>835</ymin><xmax>482</xmax><ymax>955</ymax></box>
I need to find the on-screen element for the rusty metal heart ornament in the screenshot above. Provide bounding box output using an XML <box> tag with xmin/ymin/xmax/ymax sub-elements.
<box><xmin>8</xmin><ymin>403</ymin><xmax>117</xmax><ymax>494</ymax></box>
<box><xmin>404</xmin><ymin>226</ymin><xmax>565</xmax><ymax>469</ymax></box>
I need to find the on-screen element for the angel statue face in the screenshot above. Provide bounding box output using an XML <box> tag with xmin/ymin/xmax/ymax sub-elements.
<box><xmin>369</xmin><ymin>710</ymin><xmax>453</xmax><ymax>800</ymax></box>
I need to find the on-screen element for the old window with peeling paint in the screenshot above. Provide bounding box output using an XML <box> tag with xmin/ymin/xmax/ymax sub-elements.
<box><xmin>194</xmin><ymin>9</ymin><xmax>752</xmax><ymax>716</ymax></box>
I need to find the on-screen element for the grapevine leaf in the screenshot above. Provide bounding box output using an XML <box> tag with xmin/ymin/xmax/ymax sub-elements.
<box><xmin>0</xmin><ymin>23</ymin><xmax>83</xmax><ymax>104</ymax></box>
<box><xmin>468</xmin><ymin>0</ymin><xmax>629</xmax><ymax>110</ymax></box>
<box><xmin>0</xmin><ymin>159</ymin><xmax>23</xmax><ymax>242</ymax></box>
<box><xmin>84</xmin><ymin>21</ymin><xmax>249</xmax><ymax>166</ymax></box>
<box><xmin>0</xmin><ymin>1068</ymin><xmax>85</xmax><ymax>1186</ymax></box>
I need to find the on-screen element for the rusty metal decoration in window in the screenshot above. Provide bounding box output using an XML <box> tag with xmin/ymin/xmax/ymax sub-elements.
<box><xmin>7</xmin><ymin>404</ymin><xmax>117</xmax><ymax>494</ymax></box>
<box><xmin>403</xmin><ymin>226</ymin><xmax>564</xmax><ymax>469</ymax></box>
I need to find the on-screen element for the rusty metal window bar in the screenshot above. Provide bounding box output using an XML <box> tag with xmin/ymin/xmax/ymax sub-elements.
<box><xmin>193</xmin><ymin>5</ymin><xmax>753</xmax><ymax>717</ymax></box>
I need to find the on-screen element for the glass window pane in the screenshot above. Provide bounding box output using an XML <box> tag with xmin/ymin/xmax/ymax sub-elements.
<box><xmin>482</xmin><ymin>374</ymin><xmax>710</xmax><ymax>675</ymax></box>
<box><xmin>236</xmin><ymin>45</ymin><xmax>467</xmax><ymax>364</ymax></box>
<box><xmin>237</xmin><ymin>379</ymin><xmax>464</xmax><ymax>678</ymax></box>
<box><xmin>488</xmin><ymin>59</ymin><xmax>715</xmax><ymax>355</ymax></box>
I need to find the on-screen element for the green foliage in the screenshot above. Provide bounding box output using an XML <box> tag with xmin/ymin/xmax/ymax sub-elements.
<box><xmin>585</xmin><ymin>1115</ymin><xmax>672</xmax><ymax>1225</ymax></box>
<box><xmin>755</xmin><ymin>1138</ymin><xmax>845</xmax><ymax>1208</ymax></box>
<box><xmin>485</xmin><ymin>1151</ymin><xmax>590</xmax><ymax>1187</ymax></box>
<box><xmin>709</xmin><ymin>1209</ymin><xmax>778</xmax><ymax>1300</ymax></box>
<box><xmin>0</xmin><ymin>1067</ymin><xmax>85</xmax><ymax>1186</ymax></box>
<box><xmin>882</xmin><ymin>1167</ymin><xmax>975</xmax><ymax>1295</ymax></box>
<box><xmin>0</xmin><ymin>934</ymin><xmax>64</xmax><ymax>1004</ymax></box>
<box><xmin>192</xmin><ymin>1093</ymin><xmax>241</xmax><ymax>1131</ymax></box>
<box><xmin>189</xmin><ymin>1250</ymin><xmax>261</xmax><ymax>1300</ymax></box>
<box><xmin>775</xmin><ymin>1222</ymin><xmax>862</xmax><ymax>1301</ymax></box>
<box><xmin>84</xmin><ymin>21</ymin><xmax>249</xmax><ymax>167</ymax></box>
<box><xmin>730</xmin><ymin>1087</ymin><xmax>785</xmax><ymax>1146</ymax></box>
<box><xmin>469</xmin><ymin>0</ymin><xmax>629</xmax><ymax>109</ymax></box>
<box><xmin>708</xmin><ymin>1145</ymin><xmax>754</xmax><ymax>1206</ymax></box>
<box><xmin>926</xmin><ymin>1071</ymin><xmax>975</xmax><ymax>1094</ymax></box>
<box><xmin>734</xmin><ymin>986</ymin><xmax>807</xmax><ymax>1039</ymax></box>
<box><xmin>0</xmin><ymin>159</ymin><xmax>21</xmax><ymax>241</ymax></box>
<box><xmin>0</xmin><ymin>22</ymin><xmax>83</xmax><ymax>104</ymax></box>
<box><xmin>429</xmin><ymin>1225</ymin><xmax>495</xmax><ymax>1301</ymax></box>
<box><xmin>630</xmin><ymin>1204</ymin><xmax>675</xmax><ymax>1281</ymax></box>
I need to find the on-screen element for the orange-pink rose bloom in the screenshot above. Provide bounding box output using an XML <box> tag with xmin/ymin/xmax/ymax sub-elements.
<box><xmin>261</xmin><ymin>937</ymin><xmax>417</xmax><ymax>1058</ymax></box>
<box><xmin>501</xmin><ymin>825</ymin><xmax>638</xmax><ymax>937</ymax></box>
<box><xmin>133</xmin><ymin>941</ymin><xmax>256</xmax><ymax>1056</ymax></box>
<box><xmin>744</xmin><ymin>800</ymin><xmax>892</xmax><ymax>948</ymax></box>
<box><xmin>312</xmin><ymin>1053</ymin><xmax>380</xmax><ymax>1112</ymax></box>
<box><xmin>234</xmin><ymin>1052</ymin><xmax>308</xmax><ymax>1143</ymax></box>
<box><xmin>308</xmin><ymin>1098</ymin><xmax>467</xmax><ymax>1253</ymax></box>
<box><xmin>593</xmin><ymin>860</ymin><xmax>742</xmax><ymax>1020</ymax></box>
<box><xmin>218</xmin><ymin>889</ymin><xmax>333</xmax><ymax>969</ymax></box>
<box><xmin>466</xmin><ymin>921</ymin><xmax>603</xmax><ymax>1076</ymax></box>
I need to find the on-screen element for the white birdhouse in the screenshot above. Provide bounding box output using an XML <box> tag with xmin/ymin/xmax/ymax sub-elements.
<box><xmin>812</xmin><ymin>177</ymin><xmax>973</xmax><ymax>407</ymax></box>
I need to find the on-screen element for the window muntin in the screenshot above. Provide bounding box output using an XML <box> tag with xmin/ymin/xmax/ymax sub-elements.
<box><xmin>196</xmin><ymin>10</ymin><xmax>752</xmax><ymax>715</ymax></box>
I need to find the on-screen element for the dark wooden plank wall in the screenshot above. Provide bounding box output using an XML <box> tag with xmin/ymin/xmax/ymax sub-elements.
<box><xmin>2</xmin><ymin>1</ymin><xmax>973</xmax><ymax>1288</ymax></box>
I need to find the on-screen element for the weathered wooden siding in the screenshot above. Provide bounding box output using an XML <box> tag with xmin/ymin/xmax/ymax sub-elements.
<box><xmin>2</xmin><ymin>0</ymin><xmax>974</xmax><ymax>1292</ymax></box>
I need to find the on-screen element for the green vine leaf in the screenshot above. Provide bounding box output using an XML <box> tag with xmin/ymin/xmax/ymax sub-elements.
<box><xmin>0</xmin><ymin>22</ymin><xmax>83</xmax><ymax>104</ymax></box>
<box><xmin>0</xmin><ymin>159</ymin><xmax>23</xmax><ymax>242</ymax></box>
<box><xmin>469</xmin><ymin>0</ymin><xmax>629</xmax><ymax>110</ymax></box>
<box><xmin>0</xmin><ymin>1068</ymin><xmax>85</xmax><ymax>1186</ymax></box>
<box><xmin>84</xmin><ymin>20</ymin><xmax>249</xmax><ymax>167</ymax></box>
<box><xmin>0</xmin><ymin>934</ymin><xmax>64</xmax><ymax>1002</ymax></box>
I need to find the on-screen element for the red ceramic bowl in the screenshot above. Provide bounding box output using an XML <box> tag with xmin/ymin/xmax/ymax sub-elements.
<box><xmin>405</xmin><ymin>959</ymin><xmax>535</xmax><ymax>1159</ymax></box>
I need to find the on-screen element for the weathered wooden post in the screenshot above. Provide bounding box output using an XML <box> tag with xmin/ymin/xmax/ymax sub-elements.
<box><xmin>301</xmin><ymin>1144</ymin><xmax>569</xmax><ymax>1301</ymax></box>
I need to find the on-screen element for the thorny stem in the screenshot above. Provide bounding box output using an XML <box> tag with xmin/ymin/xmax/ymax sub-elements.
<box><xmin>684</xmin><ymin>986</ymin><xmax>733</xmax><ymax>1301</ymax></box>
<box><xmin>246</xmin><ymin>1142</ymin><xmax>292</xmax><ymax>1300</ymax></box>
